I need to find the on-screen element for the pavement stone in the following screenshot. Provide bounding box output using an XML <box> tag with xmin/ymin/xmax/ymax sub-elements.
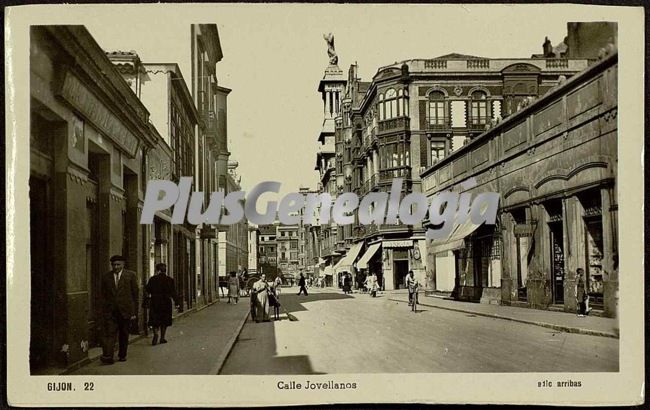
<box><xmin>387</xmin><ymin>290</ymin><xmax>618</xmax><ymax>338</ymax></box>
<box><xmin>68</xmin><ymin>299</ymin><xmax>250</xmax><ymax>375</ymax></box>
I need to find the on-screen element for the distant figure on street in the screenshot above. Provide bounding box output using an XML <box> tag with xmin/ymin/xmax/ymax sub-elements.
<box><xmin>100</xmin><ymin>255</ymin><xmax>139</xmax><ymax>364</ymax></box>
<box><xmin>342</xmin><ymin>273</ymin><xmax>352</xmax><ymax>294</ymax></box>
<box><xmin>227</xmin><ymin>271</ymin><xmax>240</xmax><ymax>304</ymax></box>
<box><xmin>268</xmin><ymin>282</ymin><xmax>281</xmax><ymax>320</ymax></box>
<box><xmin>406</xmin><ymin>270</ymin><xmax>418</xmax><ymax>306</ymax></box>
<box><xmin>273</xmin><ymin>275</ymin><xmax>283</xmax><ymax>294</ymax></box>
<box><xmin>368</xmin><ymin>272</ymin><xmax>379</xmax><ymax>297</ymax></box>
<box><xmin>252</xmin><ymin>274</ymin><xmax>271</xmax><ymax>322</ymax></box>
<box><xmin>145</xmin><ymin>263</ymin><xmax>179</xmax><ymax>345</ymax></box>
<box><xmin>297</xmin><ymin>273</ymin><xmax>309</xmax><ymax>296</ymax></box>
<box><xmin>240</xmin><ymin>268</ymin><xmax>248</xmax><ymax>296</ymax></box>
<box><xmin>575</xmin><ymin>268</ymin><xmax>589</xmax><ymax>317</ymax></box>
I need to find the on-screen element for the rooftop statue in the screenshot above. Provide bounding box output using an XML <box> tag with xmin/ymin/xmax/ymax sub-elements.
<box><xmin>323</xmin><ymin>32</ymin><xmax>338</xmax><ymax>65</ymax></box>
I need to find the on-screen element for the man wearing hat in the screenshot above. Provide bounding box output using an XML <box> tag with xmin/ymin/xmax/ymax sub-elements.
<box><xmin>100</xmin><ymin>255</ymin><xmax>139</xmax><ymax>364</ymax></box>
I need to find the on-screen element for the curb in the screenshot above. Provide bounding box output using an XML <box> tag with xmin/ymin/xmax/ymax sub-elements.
<box><xmin>211</xmin><ymin>308</ymin><xmax>250</xmax><ymax>375</ymax></box>
<box><xmin>387</xmin><ymin>298</ymin><xmax>619</xmax><ymax>339</ymax></box>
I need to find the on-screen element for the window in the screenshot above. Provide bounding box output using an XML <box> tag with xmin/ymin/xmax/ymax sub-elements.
<box><xmin>379</xmin><ymin>87</ymin><xmax>408</xmax><ymax>120</ymax></box>
<box><xmin>470</xmin><ymin>91</ymin><xmax>488</xmax><ymax>125</ymax></box>
<box><xmin>428</xmin><ymin>91</ymin><xmax>447</xmax><ymax>126</ymax></box>
<box><xmin>431</xmin><ymin>140</ymin><xmax>445</xmax><ymax>162</ymax></box>
<box><xmin>381</xmin><ymin>142</ymin><xmax>410</xmax><ymax>169</ymax></box>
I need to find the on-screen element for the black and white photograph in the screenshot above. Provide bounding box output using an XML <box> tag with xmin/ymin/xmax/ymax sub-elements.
<box><xmin>5</xmin><ymin>3</ymin><xmax>645</xmax><ymax>407</ymax></box>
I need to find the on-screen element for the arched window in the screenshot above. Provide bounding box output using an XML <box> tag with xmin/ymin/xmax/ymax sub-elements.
<box><xmin>386</xmin><ymin>88</ymin><xmax>397</xmax><ymax>119</ymax></box>
<box><xmin>470</xmin><ymin>91</ymin><xmax>488</xmax><ymax>125</ymax></box>
<box><xmin>380</xmin><ymin>88</ymin><xmax>408</xmax><ymax>121</ymax></box>
<box><xmin>428</xmin><ymin>91</ymin><xmax>447</xmax><ymax>126</ymax></box>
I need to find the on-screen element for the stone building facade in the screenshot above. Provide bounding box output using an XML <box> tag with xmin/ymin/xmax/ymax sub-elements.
<box><xmin>421</xmin><ymin>52</ymin><xmax>618</xmax><ymax>316</ymax></box>
<box><xmin>325</xmin><ymin>46</ymin><xmax>588</xmax><ymax>291</ymax></box>
<box><xmin>29</xmin><ymin>26</ymin><xmax>156</xmax><ymax>371</ymax></box>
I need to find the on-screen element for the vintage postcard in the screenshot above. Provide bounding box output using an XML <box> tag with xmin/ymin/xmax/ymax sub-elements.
<box><xmin>5</xmin><ymin>2</ymin><xmax>645</xmax><ymax>407</ymax></box>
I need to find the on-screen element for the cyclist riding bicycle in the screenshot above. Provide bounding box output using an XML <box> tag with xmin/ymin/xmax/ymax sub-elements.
<box><xmin>406</xmin><ymin>270</ymin><xmax>419</xmax><ymax>307</ymax></box>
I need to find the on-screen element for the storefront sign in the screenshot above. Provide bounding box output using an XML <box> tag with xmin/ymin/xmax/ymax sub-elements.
<box><xmin>59</xmin><ymin>72</ymin><xmax>140</xmax><ymax>157</ymax></box>
<box><xmin>514</xmin><ymin>223</ymin><xmax>535</xmax><ymax>237</ymax></box>
<box><xmin>382</xmin><ymin>240</ymin><xmax>413</xmax><ymax>248</ymax></box>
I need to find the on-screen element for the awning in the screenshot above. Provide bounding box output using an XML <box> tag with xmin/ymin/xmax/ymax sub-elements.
<box><xmin>323</xmin><ymin>266</ymin><xmax>334</xmax><ymax>276</ymax></box>
<box><xmin>318</xmin><ymin>258</ymin><xmax>326</xmax><ymax>266</ymax></box>
<box><xmin>357</xmin><ymin>243</ymin><xmax>381</xmax><ymax>270</ymax></box>
<box><xmin>335</xmin><ymin>242</ymin><xmax>364</xmax><ymax>273</ymax></box>
<box><xmin>429</xmin><ymin>219</ymin><xmax>482</xmax><ymax>254</ymax></box>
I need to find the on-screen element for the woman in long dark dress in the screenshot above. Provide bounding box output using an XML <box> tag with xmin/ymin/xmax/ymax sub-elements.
<box><xmin>145</xmin><ymin>263</ymin><xmax>179</xmax><ymax>345</ymax></box>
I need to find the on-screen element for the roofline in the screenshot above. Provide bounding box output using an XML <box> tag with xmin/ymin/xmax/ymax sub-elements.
<box><xmin>420</xmin><ymin>52</ymin><xmax>618</xmax><ymax>179</ymax></box>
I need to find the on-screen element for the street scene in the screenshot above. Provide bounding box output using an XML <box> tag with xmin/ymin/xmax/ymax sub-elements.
<box><xmin>28</xmin><ymin>14</ymin><xmax>620</xmax><ymax>376</ymax></box>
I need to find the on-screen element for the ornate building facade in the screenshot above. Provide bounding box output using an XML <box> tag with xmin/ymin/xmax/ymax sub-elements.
<box><xmin>421</xmin><ymin>51</ymin><xmax>618</xmax><ymax>315</ymax></box>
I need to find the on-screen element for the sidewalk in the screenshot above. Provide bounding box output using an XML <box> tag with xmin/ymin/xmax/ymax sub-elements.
<box><xmin>66</xmin><ymin>299</ymin><xmax>249</xmax><ymax>375</ymax></box>
<box><xmin>386</xmin><ymin>290</ymin><xmax>618</xmax><ymax>339</ymax></box>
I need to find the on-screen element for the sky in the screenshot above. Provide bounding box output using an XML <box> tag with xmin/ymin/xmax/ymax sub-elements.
<box><xmin>81</xmin><ymin>4</ymin><xmax>603</xmax><ymax>197</ymax></box>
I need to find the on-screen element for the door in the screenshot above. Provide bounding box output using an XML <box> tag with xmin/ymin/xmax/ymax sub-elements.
<box><xmin>30</xmin><ymin>177</ymin><xmax>55</xmax><ymax>371</ymax></box>
<box><xmin>393</xmin><ymin>260</ymin><xmax>409</xmax><ymax>290</ymax></box>
<box><xmin>549</xmin><ymin>222</ymin><xmax>565</xmax><ymax>304</ymax></box>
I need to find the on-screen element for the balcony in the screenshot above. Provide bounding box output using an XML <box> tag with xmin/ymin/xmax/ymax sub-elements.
<box><xmin>426</xmin><ymin>117</ymin><xmax>451</xmax><ymax>131</ymax></box>
<box><xmin>378</xmin><ymin>167</ymin><xmax>411</xmax><ymax>184</ymax></box>
<box><xmin>378</xmin><ymin>117</ymin><xmax>410</xmax><ymax>133</ymax></box>
<box><xmin>362</xmin><ymin>173</ymin><xmax>378</xmax><ymax>193</ymax></box>
<box><xmin>467</xmin><ymin>117</ymin><xmax>490</xmax><ymax>131</ymax></box>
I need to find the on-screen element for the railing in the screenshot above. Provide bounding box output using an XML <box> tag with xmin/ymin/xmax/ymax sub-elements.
<box><xmin>426</xmin><ymin>117</ymin><xmax>451</xmax><ymax>130</ymax></box>
<box><xmin>424</xmin><ymin>59</ymin><xmax>447</xmax><ymax>69</ymax></box>
<box><xmin>546</xmin><ymin>59</ymin><xmax>569</xmax><ymax>69</ymax></box>
<box><xmin>467</xmin><ymin>117</ymin><xmax>490</xmax><ymax>130</ymax></box>
<box><xmin>378</xmin><ymin>117</ymin><xmax>410</xmax><ymax>133</ymax></box>
<box><xmin>467</xmin><ymin>59</ymin><xmax>490</xmax><ymax>69</ymax></box>
<box><xmin>378</xmin><ymin>167</ymin><xmax>411</xmax><ymax>183</ymax></box>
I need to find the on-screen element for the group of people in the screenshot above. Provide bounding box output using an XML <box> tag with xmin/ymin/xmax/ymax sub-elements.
<box><xmin>100</xmin><ymin>256</ymin><xmax>180</xmax><ymax>364</ymax></box>
<box><xmin>249</xmin><ymin>274</ymin><xmax>283</xmax><ymax>322</ymax></box>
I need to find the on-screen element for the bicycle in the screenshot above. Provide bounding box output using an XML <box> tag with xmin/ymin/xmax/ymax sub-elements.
<box><xmin>410</xmin><ymin>284</ymin><xmax>419</xmax><ymax>312</ymax></box>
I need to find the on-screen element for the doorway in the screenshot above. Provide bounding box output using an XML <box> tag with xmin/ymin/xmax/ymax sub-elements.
<box><xmin>393</xmin><ymin>260</ymin><xmax>410</xmax><ymax>290</ymax></box>
<box><xmin>30</xmin><ymin>176</ymin><xmax>55</xmax><ymax>371</ymax></box>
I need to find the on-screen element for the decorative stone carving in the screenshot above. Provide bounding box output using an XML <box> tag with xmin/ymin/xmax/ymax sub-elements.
<box><xmin>323</xmin><ymin>33</ymin><xmax>338</xmax><ymax>65</ymax></box>
<box><xmin>453</xmin><ymin>85</ymin><xmax>463</xmax><ymax>96</ymax></box>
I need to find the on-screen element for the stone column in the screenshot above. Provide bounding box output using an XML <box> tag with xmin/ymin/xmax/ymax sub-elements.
<box><xmin>563</xmin><ymin>196</ymin><xmax>586</xmax><ymax>313</ymax></box>
<box><xmin>500</xmin><ymin>212</ymin><xmax>515</xmax><ymax>305</ymax></box>
<box><xmin>601</xmin><ymin>186</ymin><xmax>618</xmax><ymax>318</ymax></box>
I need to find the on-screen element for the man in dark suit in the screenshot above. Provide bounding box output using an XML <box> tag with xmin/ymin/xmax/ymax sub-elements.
<box><xmin>297</xmin><ymin>272</ymin><xmax>308</xmax><ymax>296</ymax></box>
<box><xmin>100</xmin><ymin>255</ymin><xmax>139</xmax><ymax>364</ymax></box>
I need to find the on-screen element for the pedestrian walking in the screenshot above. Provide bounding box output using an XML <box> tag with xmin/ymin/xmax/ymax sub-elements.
<box><xmin>273</xmin><ymin>275</ymin><xmax>282</xmax><ymax>294</ymax></box>
<box><xmin>368</xmin><ymin>272</ymin><xmax>379</xmax><ymax>297</ymax></box>
<box><xmin>100</xmin><ymin>255</ymin><xmax>139</xmax><ymax>364</ymax></box>
<box><xmin>342</xmin><ymin>273</ymin><xmax>352</xmax><ymax>294</ymax></box>
<box><xmin>268</xmin><ymin>282</ymin><xmax>281</xmax><ymax>320</ymax></box>
<box><xmin>575</xmin><ymin>268</ymin><xmax>589</xmax><ymax>317</ymax></box>
<box><xmin>227</xmin><ymin>271</ymin><xmax>240</xmax><ymax>304</ymax></box>
<box><xmin>145</xmin><ymin>263</ymin><xmax>180</xmax><ymax>346</ymax></box>
<box><xmin>297</xmin><ymin>272</ymin><xmax>309</xmax><ymax>296</ymax></box>
<box><xmin>252</xmin><ymin>274</ymin><xmax>271</xmax><ymax>322</ymax></box>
